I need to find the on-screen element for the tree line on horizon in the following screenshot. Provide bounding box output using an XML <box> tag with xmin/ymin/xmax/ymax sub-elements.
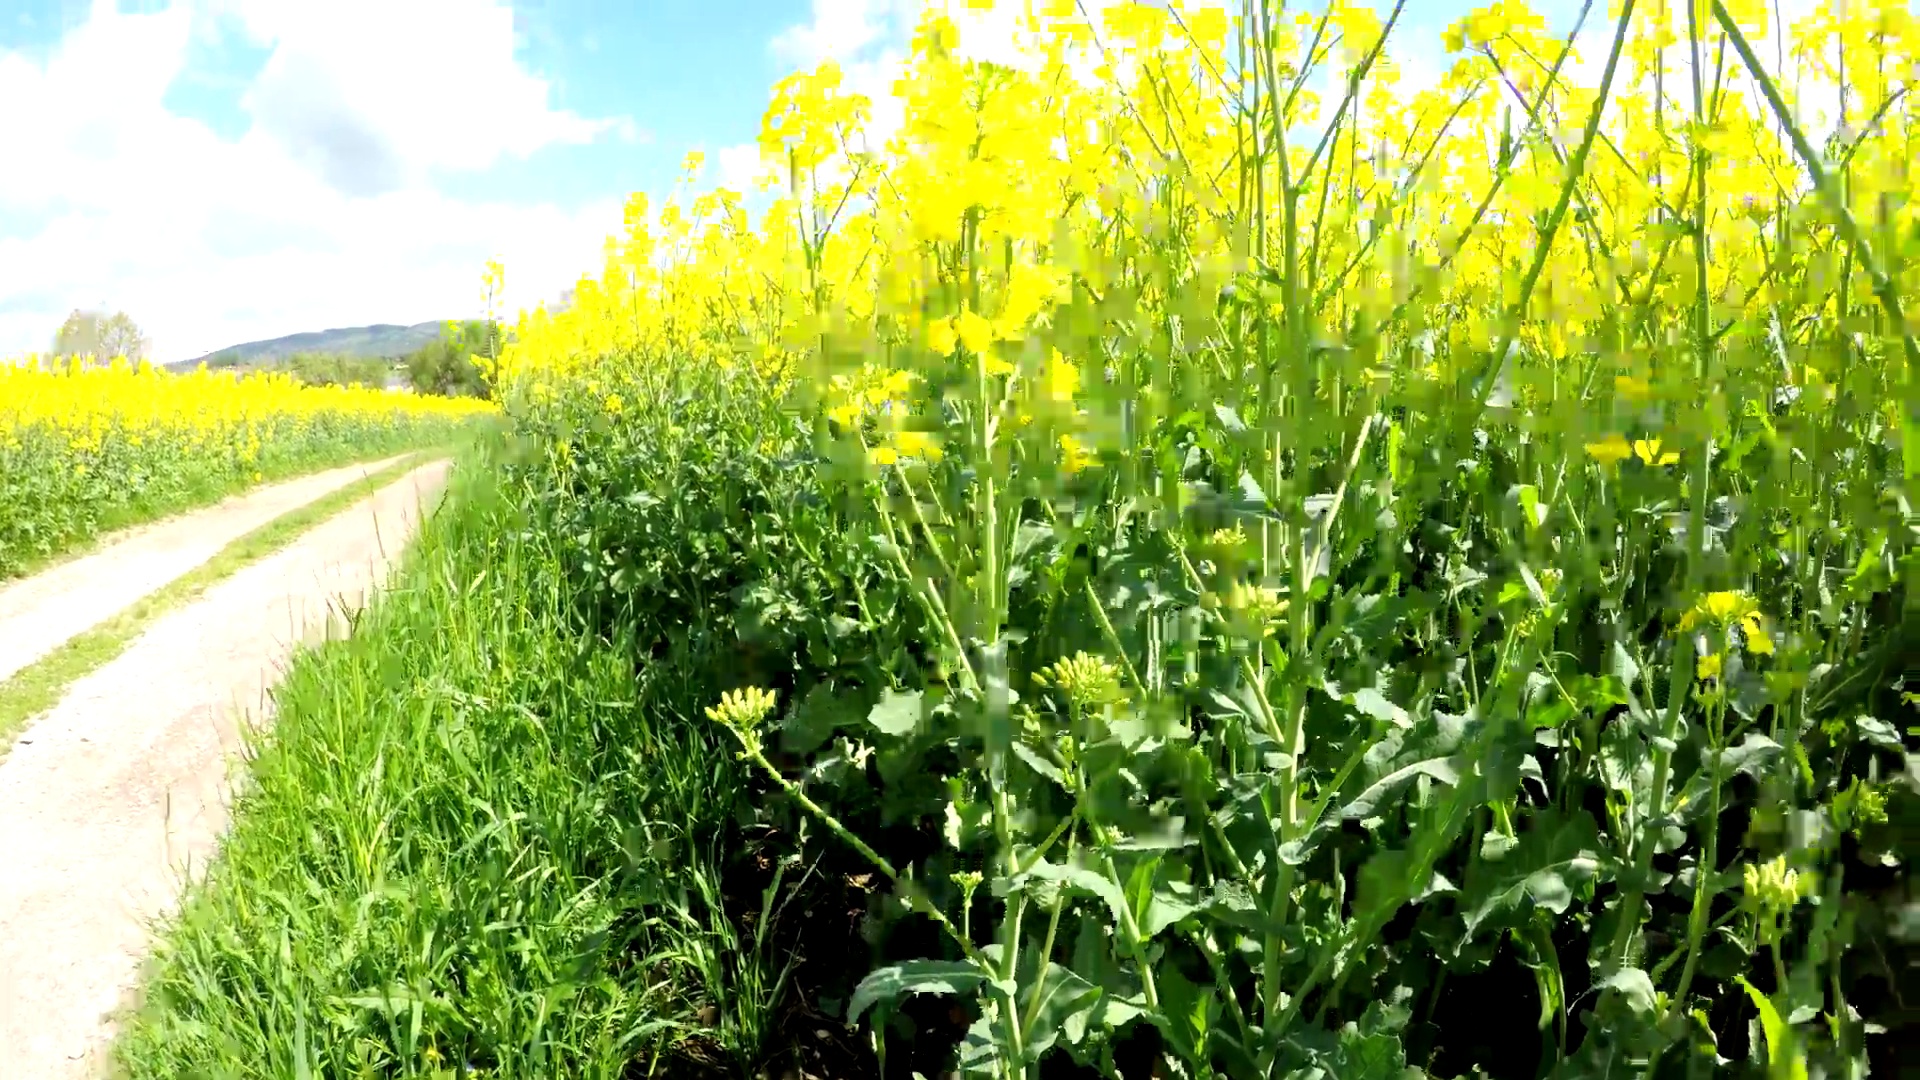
<box><xmin>46</xmin><ymin>309</ymin><xmax>495</xmax><ymax>398</ymax></box>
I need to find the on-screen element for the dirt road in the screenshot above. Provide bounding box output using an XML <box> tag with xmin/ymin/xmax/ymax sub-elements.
<box><xmin>0</xmin><ymin>454</ymin><xmax>416</xmax><ymax>685</ymax></box>
<box><xmin>0</xmin><ymin>459</ymin><xmax>450</xmax><ymax>1080</ymax></box>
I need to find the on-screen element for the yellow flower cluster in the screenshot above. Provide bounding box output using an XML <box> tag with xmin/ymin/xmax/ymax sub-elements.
<box><xmin>480</xmin><ymin>0</ymin><xmax>1914</xmax><ymax>491</ymax></box>
<box><xmin>0</xmin><ymin>355</ymin><xmax>491</xmax><ymax>577</ymax></box>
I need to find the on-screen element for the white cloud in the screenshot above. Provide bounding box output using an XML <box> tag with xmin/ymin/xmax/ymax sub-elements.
<box><xmin>771</xmin><ymin>0</ymin><xmax>910</xmax><ymax>67</ymax></box>
<box><xmin>0</xmin><ymin>0</ymin><xmax>627</xmax><ymax>363</ymax></box>
<box><xmin>716</xmin><ymin>142</ymin><xmax>771</xmax><ymax>193</ymax></box>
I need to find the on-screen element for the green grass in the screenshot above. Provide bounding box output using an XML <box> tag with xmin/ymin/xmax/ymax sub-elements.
<box><xmin>112</xmin><ymin>445</ymin><xmax>823</xmax><ymax>1080</ymax></box>
<box><xmin>0</xmin><ymin>432</ymin><xmax>473</xmax><ymax>586</ymax></box>
<box><xmin>0</xmin><ymin>451</ymin><xmax>446</xmax><ymax>756</ymax></box>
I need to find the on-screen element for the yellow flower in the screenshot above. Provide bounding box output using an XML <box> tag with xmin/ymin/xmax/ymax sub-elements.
<box><xmin>869</xmin><ymin>444</ymin><xmax>900</xmax><ymax>466</ymax></box>
<box><xmin>604</xmin><ymin>392</ymin><xmax>625</xmax><ymax>415</ymax></box>
<box><xmin>1041</xmin><ymin>349</ymin><xmax>1081</xmax><ymax>404</ymax></box>
<box><xmin>1633</xmin><ymin>438</ymin><xmax>1679</xmax><ymax>466</ymax></box>
<box><xmin>706</xmin><ymin>686</ymin><xmax>778</xmax><ymax>731</ymax></box>
<box><xmin>1701</xmin><ymin>591</ymin><xmax>1749</xmax><ymax>623</ymax></box>
<box><xmin>1678</xmin><ymin>591</ymin><xmax>1774</xmax><ymax>658</ymax></box>
<box><xmin>1035</xmin><ymin>651</ymin><xmax>1124</xmax><ymax>710</ymax></box>
<box><xmin>891</xmin><ymin>429</ymin><xmax>942</xmax><ymax>462</ymax></box>
<box><xmin>1696</xmin><ymin>651</ymin><xmax>1723</xmax><ymax>681</ymax></box>
<box><xmin>1584</xmin><ymin>434</ymin><xmax>1632</xmax><ymax>467</ymax></box>
<box><xmin>927</xmin><ymin>318</ymin><xmax>958</xmax><ymax>356</ymax></box>
<box><xmin>954</xmin><ymin>309</ymin><xmax>995</xmax><ymax>355</ymax></box>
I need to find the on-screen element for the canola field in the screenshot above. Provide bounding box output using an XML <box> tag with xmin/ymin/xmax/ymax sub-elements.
<box><xmin>119</xmin><ymin>2</ymin><xmax>1916</xmax><ymax>1078</ymax></box>
<box><xmin>0</xmin><ymin>357</ymin><xmax>491</xmax><ymax>579</ymax></box>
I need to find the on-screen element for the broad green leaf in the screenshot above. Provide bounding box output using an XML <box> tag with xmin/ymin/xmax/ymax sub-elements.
<box><xmin>956</xmin><ymin>1010</ymin><xmax>1003</xmax><ymax>1077</ymax></box>
<box><xmin>1141</xmin><ymin>881</ymin><xmax>1199</xmax><ymax>938</ymax></box>
<box><xmin>1010</xmin><ymin>740</ymin><xmax>1066</xmax><ymax>787</ymax></box>
<box><xmin>1342</xmin><ymin>756</ymin><xmax>1460</xmax><ymax>824</ymax></box>
<box><xmin>1016</xmin><ymin>963</ymin><xmax>1103</xmax><ymax>1060</ymax></box>
<box><xmin>847</xmin><ymin>959</ymin><xmax>988</xmax><ymax>1025</ymax></box>
<box><xmin>1347</xmin><ymin>685</ymin><xmax>1409</xmax><ymax>728</ymax></box>
<box><xmin>1461</xmin><ymin>809</ymin><xmax>1604</xmax><ymax>935</ymax></box>
<box><xmin>866</xmin><ymin>687</ymin><xmax>923</xmax><ymax>736</ymax></box>
<box><xmin>1600</xmin><ymin>967</ymin><xmax>1657</xmax><ymax>1015</ymax></box>
<box><xmin>1854</xmin><ymin>715</ymin><xmax>1903</xmax><ymax>749</ymax></box>
<box><xmin>1675</xmin><ymin>733</ymin><xmax>1781</xmax><ymax>822</ymax></box>
<box><xmin>1008</xmin><ymin>857</ymin><xmax>1127</xmax><ymax>928</ymax></box>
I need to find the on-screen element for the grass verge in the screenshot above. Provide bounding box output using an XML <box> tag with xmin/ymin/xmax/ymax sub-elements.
<box><xmin>0</xmin><ymin>449</ymin><xmax>448</xmax><ymax>756</ymax></box>
<box><xmin>112</xmin><ymin>444</ymin><xmax>823</xmax><ymax>1079</ymax></box>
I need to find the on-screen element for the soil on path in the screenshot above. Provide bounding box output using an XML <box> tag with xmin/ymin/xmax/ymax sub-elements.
<box><xmin>0</xmin><ymin>453</ymin><xmax>416</xmax><ymax>685</ymax></box>
<box><xmin>0</xmin><ymin>459</ymin><xmax>450</xmax><ymax>1080</ymax></box>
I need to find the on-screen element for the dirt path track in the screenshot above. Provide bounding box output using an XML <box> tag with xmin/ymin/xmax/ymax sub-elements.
<box><xmin>0</xmin><ymin>459</ymin><xmax>449</xmax><ymax>1080</ymax></box>
<box><xmin>0</xmin><ymin>454</ymin><xmax>415</xmax><ymax>685</ymax></box>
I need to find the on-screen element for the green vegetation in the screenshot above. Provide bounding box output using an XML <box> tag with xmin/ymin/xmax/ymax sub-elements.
<box><xmin>190</xmin><ymin>323</ymin><xmax>498</xmax><ymax>399</ymax></box>
<box><xmin>52</xmin><ymin>308</ymin><xmax>150</xmax><ymax>363</ymax></box>
<box><xmin>115</xmin><ymin>2</ymin><xmax>1917</xmax><ymax>1078</ymax></box>
<box><xmin>0</xmin><ymin>450</ymin><xmax>449</xmax><ymax>755</ymax></box>
<box><xmin>401</xmin><ymin>320</ymin><xmax>499</xmax><ymax>398</ymax></box>
<box><xmin>0</xmin><ymin>359</ymin><xmax>489</xmax><ymax>582</ymax></box>
<box><xmin>116</xmin><ymin>444</ymin><xmax>837</xmax><ymax>1078</ymax></box>
<box><xmin>282</xmin><ymin>351</ymin><xmax>399</xmax><ymax>390</ymax></box>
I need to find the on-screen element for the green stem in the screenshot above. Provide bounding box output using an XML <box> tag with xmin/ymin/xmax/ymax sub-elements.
<box><xmin>1466</xmin><ymin>0</ymin><xmax>1640</xmax><ymax>421</ymax></box>
<box><xmin>732</xmin><ymin>733</ymin><xmax>981</xmax><ymax>965</ymax></box>
<box><xmin>1711</xmin><ymin>1</ymin><xmax>1920</xmax><ymax>481</ymax></box>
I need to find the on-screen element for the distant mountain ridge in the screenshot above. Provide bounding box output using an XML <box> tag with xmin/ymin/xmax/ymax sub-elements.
<box><xmin>176</xmin><ymin>321</ymin><xmax>450</xmax><ymax>368</ymax></box>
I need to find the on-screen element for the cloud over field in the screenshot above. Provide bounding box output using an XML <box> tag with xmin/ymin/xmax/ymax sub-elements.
<box><xmin>0</xmin><ymin>0</ymin><xmax>623</xmax><ymax>363</ymax></box>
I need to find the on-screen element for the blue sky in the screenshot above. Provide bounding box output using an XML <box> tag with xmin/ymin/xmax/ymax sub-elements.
<box><xmin>0</xmin><ymin>0</ymin><xmax>1603</xmax><ymax>363</ymax></box>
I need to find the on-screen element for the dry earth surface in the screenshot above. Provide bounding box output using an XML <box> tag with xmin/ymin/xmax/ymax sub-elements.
<box><xmin>0</xmin><ymin>454</ymin><xmax>416</xmax><ymax>685</ymax></box>
<box><xmin>0</xmin><ymin>459</ymin><xmax>450</xmax><ymax>1080</ymax></box>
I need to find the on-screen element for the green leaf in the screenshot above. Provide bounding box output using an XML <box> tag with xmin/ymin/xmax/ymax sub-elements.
<box><xmin>956</xmin><ymin>1011</ymin><xmax>1003</xmax><ymax>1077</ymax></box>
<box><xmin>1154</xmin><ymin>961</ymin><xmax>1217</xmax><ymax>1063</ymax></box>
<box><xmin>1010</xmin><ymin>740</ymin><xmax>1067</xmax><ymax>787</ymax></box>
<box><xmin>1062</xmin><ymin>991</ymin><xmax>1144</xmax><ymax>1048</ymax></box>
<box><xmin>1341</xmin><ymin>756</ymin><xmax>1460</xmax><ymax>823</ymax></box>
<box><xmin>1854</xmin><ymin>715</ymin><xmax>1904</xmax><ymax>749</ymax></box>
<box><xmin>866</xmin><ymin>688</ymin><xmax>924</xmax><ymax>736</ymax></box>
<box><xmin>847</xmin><ymin>959</ymin><xmax>988</xmax><ymax>1025</ymax></box>
<box><xmin>1017</xmin><ymin>963</ymin><xmax>1104</xmax><ymax>1060</ymax></box>
<box><xmin>1008</xmin><ymin>858</ymin><xmax>1127</xmax><ymax>928</ymax></box>
<box><xmin>780</xmin><ymin>682</ymin><xmax>863</xmax><ymax>756</ymax></box>
<box><xmin>1347</xmin><ymin>685</ymin><xmax>1409</xmax><ymax>728</ymax></box>
<box><xmin>1141</xmin><ymin>881</ymin><xmax>1198</xmax><ymax>938</ymax></box>
<box><xmin>1460</xmin><ymin>809</ymin><xmax>1604</xmax><ymax>935</ymax></box>
<box><xmin>1674</xmin><ymin>733</ymin><xmax>1780</xmax><ymax>823</ymax></box>
<box><xmin>1601</xmin><ymin>967</ymin><xmax>1658</xmax><ymax>1015</ymax></box>
<box><xmin>1735</xmin><ymin>976</ymin><xmax>1809</xmax><ymax>1080</ymax></box>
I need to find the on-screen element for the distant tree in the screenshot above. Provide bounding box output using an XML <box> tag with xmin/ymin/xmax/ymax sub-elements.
<box><xmin>285</xmin><ymin>351</ymin><xmax>392</xmax><ymax>389</ymax></box>
<box><xmin>53</xmin><ymin>309</ymin><xmax>150</xmax><ymax>364</ymax></box>
<box><xmin>403</xmin><ymin>320</ymin><xmax>497</xmax><ymax>397</ymax></box>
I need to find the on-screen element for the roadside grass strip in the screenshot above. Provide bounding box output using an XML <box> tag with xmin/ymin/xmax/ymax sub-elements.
<box><xmin>112</xmin><ymin>447</ymin><xmax>778</xmax><ymax>1079</ymax></box>
<box><xmin>0</xmin><ymin>451</ymin><xmax>449</xmax><ymax>755</ymax></box>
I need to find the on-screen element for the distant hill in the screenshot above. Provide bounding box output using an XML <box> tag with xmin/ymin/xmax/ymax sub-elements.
<box><xmin>176</xmin><ymin>321</ymin><xmax>450</xmax><ymax>369</ymax></box>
